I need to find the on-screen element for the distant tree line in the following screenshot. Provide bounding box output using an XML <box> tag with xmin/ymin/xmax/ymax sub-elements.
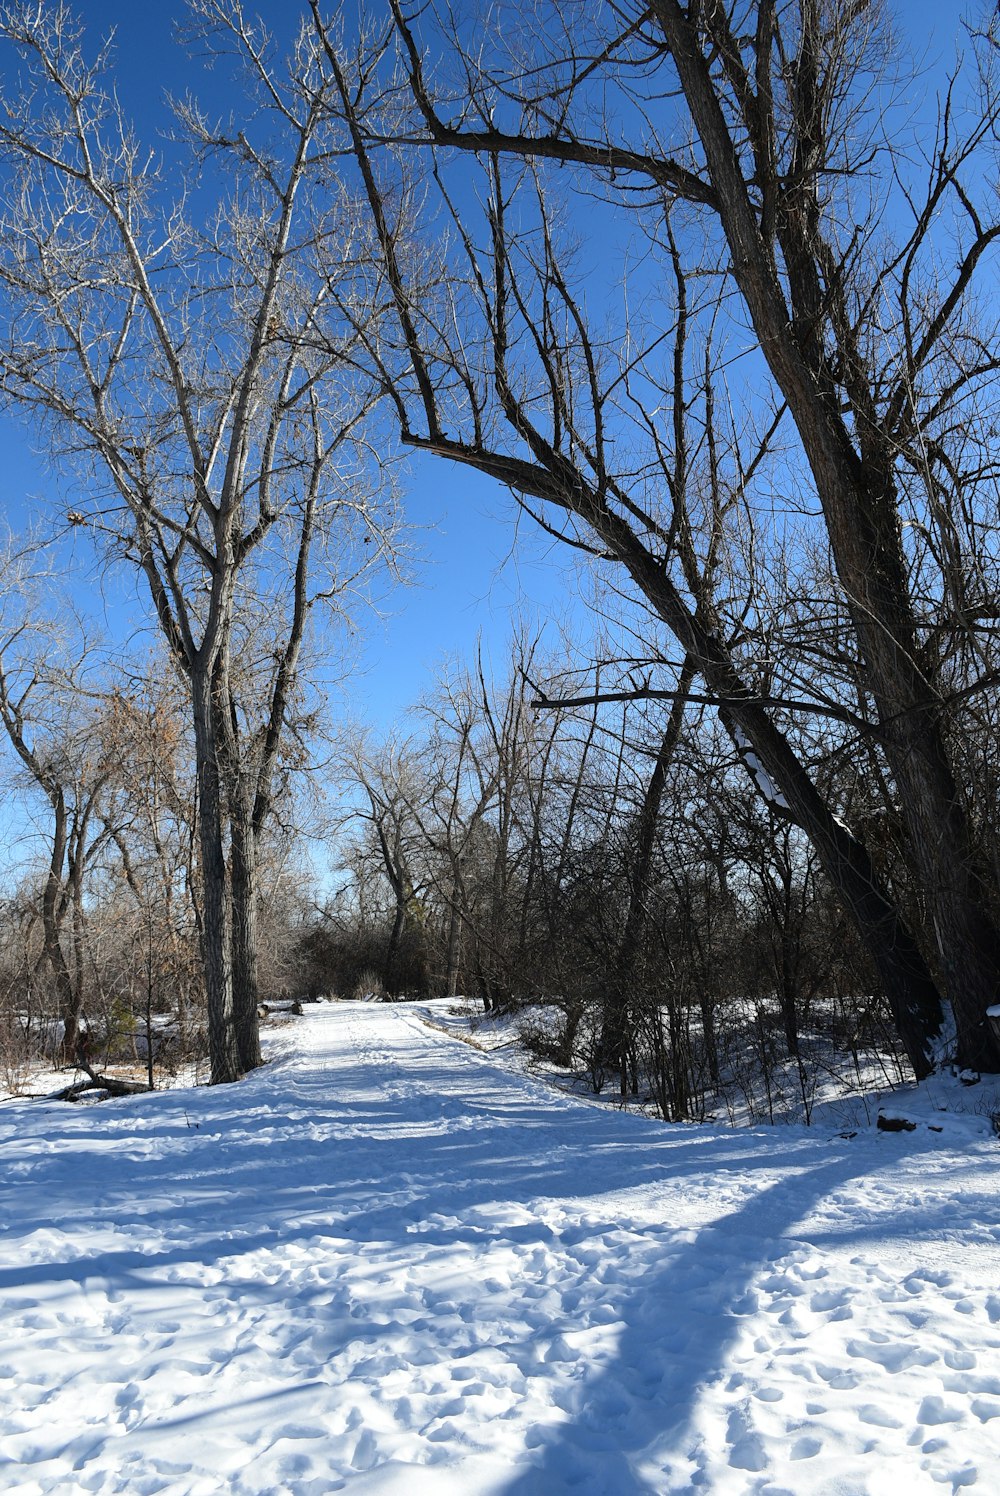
<box><xmin>322</xmin><ymin>637</ymin><xmax>920</xmax><ymax>1121</ymax></box>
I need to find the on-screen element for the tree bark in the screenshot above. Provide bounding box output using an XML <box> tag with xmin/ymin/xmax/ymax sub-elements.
<box><xmin>444</xmin><ymin>889</ymin><xmax>463</xmax><ymax>997</ymax></box>
<box><xmin>229</xmin><ymin>791</ymin><xmax>263</xmax><ymax>1074</ymax></box>
<box><xmin>651</xmin><ymin>0</ymin><xmax>1000</xmax><ymax>1069</ymax></box>
<box><xmin>41</xmin><ymin>789</ymin><xmax>81</xmax><ymax>1064</ymax></box>
<box><xmin>191</xmin><ymin>668</ymin><xmax>239</xmax><ymax>1084</ymax></box>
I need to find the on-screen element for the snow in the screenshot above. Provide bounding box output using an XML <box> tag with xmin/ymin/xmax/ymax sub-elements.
<box><xmin>3</xmin><ymin>1001</ymin><xmax>1000</xmax><ymax>1494</ymax></box>
<box><xmin>732</xmin><ymin>726</ymin><xmax>790</xmax><ymax>811</ymax></box>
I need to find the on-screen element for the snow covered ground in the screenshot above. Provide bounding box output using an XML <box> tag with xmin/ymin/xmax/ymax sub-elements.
<box><xmin>2</xmin><ymin>1001</ymin><xmax>1000</xmax><ymax>1495</ymax></box>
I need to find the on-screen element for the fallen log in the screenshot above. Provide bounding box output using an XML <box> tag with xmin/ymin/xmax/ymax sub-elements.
<box><xmin>50</xmin><ymin>1056</ymin><xmax>152</xmax><ymax>1102</ymax></box>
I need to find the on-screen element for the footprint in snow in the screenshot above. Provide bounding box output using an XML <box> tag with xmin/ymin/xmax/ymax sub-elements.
<box><xmin>727</xmin><ymin>1434</ymin><xmax>768</xmax><ymax>1472</ymax></box>
<box><xmin>276</xmin><ymin>1421</ymin><xmax>328</xmax><ymax>1440</ymax></box>
<box><xmin>904</xmin><ymin>1268</ymin><xmax>953</xmax><ymax>1291</ymax></box>
<box><xmin>760</xmin><ymin>1272</ymin><xmax>807</xmax><ymax>1296</ymax></box>
<box><xmin>810</xmin><ymin>1287</ymin><xmax>854</xmax><ymax>1316</ymax></box>
<box><xmin>723</xmin><ymin>1403</ymin><xmax>768</xmax><ymax>1473</ymax></box>
<box><xmin>917</xmin><ymin>1394</ymin><xmax>966</xmax><ymax>1426</ymax></box>
<box><xmin>794</xmin><ymin>1261</ymin><xmax>829</xmax><ymax>1282</ymax></box>
<box><xmin>845</xmin><ymin>1338</ymin><xmax>936</xmax><ymax>1373</ymax></box>
<box><xmin>815</xmin><ymin>1364</ymin><xmax>859</xmax><ymax>1390</ymax></box>
<box><xmin>114</xmin><ymin>1381</ymin><xmax>142</xmax><ymax>1425</ymax></box>
<box><xmin>858</xmin><ymin>1404</ymin><xmax>904</xmax><ymax>1429</ymax></box>
<box><xmin>277</xmin><ymin>1451</ymin><xmax>313</xmax><ymax>1479</ymax></box>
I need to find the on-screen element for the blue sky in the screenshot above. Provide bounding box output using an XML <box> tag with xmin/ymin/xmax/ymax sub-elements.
<box><xmin>0</xmin><ymin>0</ymin><xmax>970</xmax><ymax>737</ymax></box>
<box><xmin>0</xmin><ymin>403</ymin><xmax>580</xmax><ymax>729</ymax></box>
<box><xmin>0</xmin><ymin>0</ymin><xmax>979</xmax><ymax>899</ymax></box>
<box><xmin>0</xmin><ymin>0</ymin><xmax>591</xmax><ymax>733</ymax></box>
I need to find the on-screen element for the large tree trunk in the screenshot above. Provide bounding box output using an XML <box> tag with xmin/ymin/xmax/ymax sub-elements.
<box><xmin>191</xmin><ymin>669</ymin><xmax>239</xmax><ymax>1084</ymax></box>
<box><xmin>210</xmin><ymin>656</ymin><xmax>262</xmax><ymax>1078</ymax></box>
<box><xmin>40</xmin><ymin>789</ymin><xmax>81</xmax><ymax>1064</ymax></box>
<box><xmin>652</xmin><ymin>0</ymin><xmax>1000</xmax><ymax>1070</ymax></box>
<box><xmin>865</xmin><ymin>686</ymin><xmax>1000</xmax><ymax>1070</ymax></box>
<box><xmin>229</xmin><ymin>795</ymin><xmax>263</xmax><ymax>1074</ymax></box>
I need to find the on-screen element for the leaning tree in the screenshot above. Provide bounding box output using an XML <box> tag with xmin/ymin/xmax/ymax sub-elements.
<box><xmin>311</xmin><ymin>0</ymin><xmax>1000</xmax><ymax>1073</ymax></box>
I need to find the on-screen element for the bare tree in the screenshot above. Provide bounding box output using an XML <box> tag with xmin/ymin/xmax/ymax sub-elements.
<box><xmin>312</xmin><ymin>0</ymin><xmax>1000</xmax><ymax>1073</ymax></box>
<box><xmin>101</xmin><ymin>659</ymin><xmax>203</xmax><ymax>1051</ymax></box>
<box><xmin>340</xmin><ymin>731</ymin><xmax>433</xmax><ymax>996</ymax></box>
<box><xmin>0</xmin><ymin>2</ymin><xmax>397</xmax><ymax>1080</ymax></box>
<box><xmin>0</xmin><ymin>548</ymin><xmax>112</xmax><ymax>1061</ymax></box>
<box><xmin>596</xmin><ymin>657</ymin><xmax>695</xmax><ymax>1099</ymax></box>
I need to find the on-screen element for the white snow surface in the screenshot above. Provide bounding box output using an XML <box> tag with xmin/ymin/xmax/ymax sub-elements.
<box><xmin>732</xmin><ymin>727</ymin><xmax>790</xmax><ymax>811</ymax></box>
<box><xmin>3</xmin><ymin>1001</ymin><xmax>1000</xmax><ymax>1495</ymax></box>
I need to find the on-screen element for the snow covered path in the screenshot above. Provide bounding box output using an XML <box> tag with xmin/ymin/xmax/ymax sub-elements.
<box><xmin>3</xmin><ymin>1003</ymin><xmax>1000</xmax><ymax>1495</ymax></box>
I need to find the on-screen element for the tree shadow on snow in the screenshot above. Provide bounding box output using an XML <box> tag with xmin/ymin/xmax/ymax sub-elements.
<box><xmin>492</xmin><ymin>1149</ymin><xmax>871</xmax><ymax>1496</ymax></box>
<box><xmin>0</xmin><ymin>1013</ymin><xmax>981</xmax><ymax>1493</ymax></box>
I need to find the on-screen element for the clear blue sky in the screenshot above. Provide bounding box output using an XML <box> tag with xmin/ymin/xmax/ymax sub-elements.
<box><xmin>0</xmin><ymin>0</ymin><xmax>969</xmax><ymax>735</ymax></box>
<box><xmin>0</xmin><ymin>0</ymin><xmax>589</xmax><ymax>733</ymax></box>
<box><xmin>0</xmin><ymin>414</ymin><xmax>581</xmax><ymax>725</ymax></box>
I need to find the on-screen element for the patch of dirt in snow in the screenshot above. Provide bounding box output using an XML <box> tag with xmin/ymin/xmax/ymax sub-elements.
<box><xmin>1</xmin><ymin>999</ymin><xmax>999</xmax><ymax>1496</ymax></box>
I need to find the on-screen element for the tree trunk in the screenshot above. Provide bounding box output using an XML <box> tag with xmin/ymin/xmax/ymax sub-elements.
<box><xmin>191</xmin><ymin>669</ymin><xmax>239</xmax><ymax>1084</ymax></box>
<box><xmin>40</xmin><ymin>789</ymin><xmax>81</xmax><ymax>1064</ymax></box>
<box><xmin>444</xmin><ymin>888</ymin><xmax>463</xmax><ymax>997</ymax></box>
<box><xmin>601</xmin><ymin>659</ymin><xmax>694</xmax><ymax>1099</ymax></box>
<box><xmin>229</xmin><ymin>794</ymin><xmax>263</xmax><ymax>1073</ymax></box>
<box><xmin>385</xmin><ymin>895</ymin><xmax>407</xmax><ymax>993</ymax></box>
<box><xmin>651</xmin><ymin>0</ymin><xmax>1000</xmax><ymax>1070</ymax></box>
<box><xmin>872</xmin><ymin>709</ymin><xmax>1000</xmax><ymax>1069</ymax></box>
<box><xmin>778</xmin><ymin>933</ymin><xmax>799</xmax><ymax>1059</ymax></box>
<box><xmin>210</xmin><ymin>656</ymin><xmax>262</xmax><ymax>1078</ymax></box>
<box><xmin>374</xmin><ymin>819</ymin><xmax>408</xmax><ymax>995</ymax></box>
